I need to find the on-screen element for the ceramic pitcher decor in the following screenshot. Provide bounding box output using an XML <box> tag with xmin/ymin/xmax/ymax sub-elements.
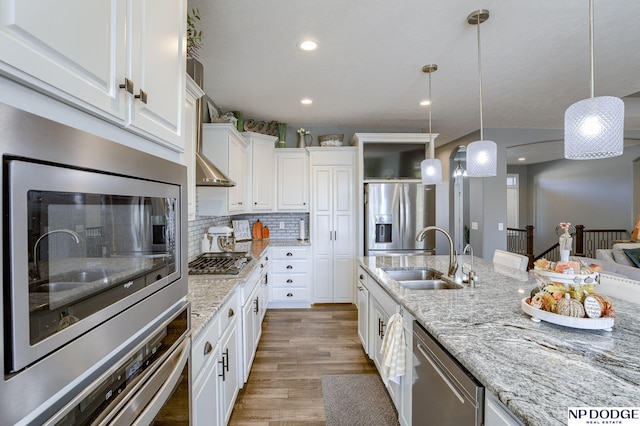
<box><xmin>296</xmin><ymin>128</ymin><xmax>312</xmax><ymax>148</ymax></box>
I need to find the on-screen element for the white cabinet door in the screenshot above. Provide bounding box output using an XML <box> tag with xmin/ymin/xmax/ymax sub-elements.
<box><xmin>356</xmin><ymin>272</ymin><xmax>369</xmax><ymax>352</ymax></box>
<box><xmin>0</xmin><ymin>0</ymin><xmax>126</xmax><ymax>119</ymax></box>
<box><xmin>0</xmin><ymin>0</ymin><xmax>186</xmax><ymax>150</ymax></box>
<box><xmin>127</xmin><ymin>0</ymin><xmax>186</xmax><ymax>150</ymax></box>
<box><xmin>276</xmin><ymin>150</ymin><xmax>309</xmax><ymax>211</ymax></box>
<box><xmin>228</xmin><ymin>137</ymin><xmax>247</xmax><ymax>212</ymax></box>
<box><xmin>184</xmin><ymin>76</ymin><xmax>204</xmax><ymax>221</ymax></box>
<box><xmin>193</xmin><ymin>346</ymin><xmax>221</xmax><ymax>426</ymax></box>
<box><xmin>219</xmin><ymin>320</ymin><xmax>239</xmax><ymax>426</ymax></box>
<box><xmin>311</xmin><ymin>158</ymin><xmax>355</xmax><ymax>303</ymax></box>
<box><xmin>485</xmin><ymin>392</ymin><xmax>524</xmax><ymax>426</ymax></box>
<box><xmin>246</xmin><ymin>133</ymin><xmax>276</xmax><ymax>212</ymax></box>
<box><xmin>333</xmin><ymin>167</ymin><xmax>355</xmax><ymax>302</ymax></box>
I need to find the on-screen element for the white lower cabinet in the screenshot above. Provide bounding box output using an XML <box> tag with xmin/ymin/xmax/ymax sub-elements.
<box><xmin>356</xmin><ymin>268</ymin><xmax>369</xmax><ymax>352</ymax></box>
<box><xmin>241</xmin><ymin>269</ymin><xmax>262</xmax><ymax>384</ymax></box>
<box><xmin>485</xmin><ymin>392</ymin><xmax>524</xmax><ymax>426</ymax></box>
<box><xmin>359</xmin><ymin>266</ymin><xmax>412</xmax><ymax>425</ymax></box>
<box><xmin>192</xmin><ymin>291</ymin><xmax>239</xmax><ymax>426</ymax></box>
<box><xmin>269</xmin><ymin>245</ymin><xmax>311</xmax><ymax>307</ymax></box>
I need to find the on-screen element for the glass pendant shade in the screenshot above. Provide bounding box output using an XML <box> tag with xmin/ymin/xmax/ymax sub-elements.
<box><xmin>564</xmin><ymin>95</ymin><xmax>624</xmax><ymax>160</ymax></box>
<box><xmin>421</xmin><ymin>158</ymin><xmax>442</xmax><ymax>184</ymax></box>
<box><xmin>466</xmin><ymin>139</ymin><xmax>497</xmax><ymax>177</ymax></box>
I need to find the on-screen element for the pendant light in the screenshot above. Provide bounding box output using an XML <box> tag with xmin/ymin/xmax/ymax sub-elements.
<box><xmin>420</xmin><ymin>64</ymin><xmax>442</xmax><ymax>184</ymax></box>
<box><xmin>466</xmin><ymin>9</ymin><xmax>497</xmax><ymax>177</ymax></box>
<box><xmin>564</xmin><ymin>0</ymin><xmax>624</xmax><ymax>160</ymax></box>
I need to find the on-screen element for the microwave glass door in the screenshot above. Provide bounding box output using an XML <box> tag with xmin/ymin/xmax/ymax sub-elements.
<box><xmin>8</xmin><ymin>160</ymin><xmax>181</xmax><ymax>372</ymax></box>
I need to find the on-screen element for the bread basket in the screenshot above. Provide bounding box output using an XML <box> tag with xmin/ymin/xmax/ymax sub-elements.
<box><xmin>317</xmin><ymin>134</ymin><xmax>344</xmax><ymax>147</ymax></box>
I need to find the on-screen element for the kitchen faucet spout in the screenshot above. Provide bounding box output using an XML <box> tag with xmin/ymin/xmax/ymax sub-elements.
<box><xmin>415</xmin><ymin>226</ymin><xmax>458</xmax><ymax>277</ymax></box>
<box><xmin>32</xmin><ymin>229</ymin><xmax>81</xmax><ymax>280</ymax></box>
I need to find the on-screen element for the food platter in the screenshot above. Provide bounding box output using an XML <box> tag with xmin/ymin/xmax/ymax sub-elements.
<box><xmin>533</xmin><ymin>267</ymin><xmax>598</xmax><ymax>285</ymax></box>
<box><xmin>521</xmin><ymin>298</ymin><xmax>614</xmax><ymax>331</ymax></box>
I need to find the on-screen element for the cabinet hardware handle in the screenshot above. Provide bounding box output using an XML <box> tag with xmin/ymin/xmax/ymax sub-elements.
<box><xmin>266</xmin><ymin>256</ymin><xmax>269</xmax><ymax>260</ymax></box>
<box><xmin>134</xmin><ymin>89</ymin><xmax>148</xmax><ymax>104</ymax></box>
<box><xmin>286</xmin><ymin>265</ymin><xmax>293</xmax><ymax>269</ymax></box>
<box><xmin>218</xmin><ymin>359</ymin><xmax>226</xmax><ymax>380</ymax></box>
<box><xmin>260</xmin><ymin>263</ymin><xmax>264</xmax><ymax>268</ymax></box>
<box><xmin>357</xmin><ymin>286</ymin><xmax>362</xmax><ymax>291</ymax></box>
<box><xmin>286</xmin><ymin>279</ymin><xmax>293</xmax><ymax>283</ymax></box>
<box><xmin>119</xmin><ymin>78</ymin><xmax>134</xmax><ymax>94</ymax></box>
<box><xmin>223</xmin><ymin>348</ymin><xmax>229</xmax><ymax>372</ymax></box>
<box><xmin>286</xmin><ymin>252</ymin><xmax>293</xmax><ymax>256</ymax></box>
<box><xmin>254</xmin><ymin>297</ymin><xmax>259</xmax><ymax>313</ymax></box>
<box><xmin>228</xmin><ymin>308</ymin><xmax>235</xmax><ymax>318</ymax></box>
<box><xmin>359</xmin><ymin>274</ymin><xmax>364</xmax><ymax>279</ymax></box>
<box><xmin>254</xmin><ymin>202</ymin><xmax>257</xmax><ymax>205</ymax></box>
<box><xmin>204</xmin><ymin>341</ymin><xmax>213</xmax><ymax>356</ymax></box>
<box><xmin>303</xmin><ymin>202</ymin><xmax>306</xmax><ymax>205</ymax></box>
<box><xmin>286</xmin><ymin>293</ymin><xmax>293</xmax><ymax>297</ymax></box>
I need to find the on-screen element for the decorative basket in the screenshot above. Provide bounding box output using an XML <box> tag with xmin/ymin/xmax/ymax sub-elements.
<box><xmin>318</xmin><ymin>134</ymin><xmax>344</xmax><ymax>146</ymax></box>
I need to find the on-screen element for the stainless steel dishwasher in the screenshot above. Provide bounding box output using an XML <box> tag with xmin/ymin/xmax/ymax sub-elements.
<box><xmin>413</xmin><ymin>321</ymin><xmax>484</xmax><ymax>425</ymax></box>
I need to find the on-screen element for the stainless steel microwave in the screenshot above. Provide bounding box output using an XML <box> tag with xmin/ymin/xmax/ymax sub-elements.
<box><xmin>0</xmin><ymin>102</ymin><xmax>188</xmax><ymax>425</ymax></box>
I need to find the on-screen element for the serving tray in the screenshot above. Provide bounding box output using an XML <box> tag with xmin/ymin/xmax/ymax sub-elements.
<box><xmin>521</xmin><ymin>298</ymin><xmax>614</xmax><ymax>331</ymax></box>
<box><xmin>533</xmin><ymin>267</ymin><xmax>599</xmax><ymax>285</ymax></box>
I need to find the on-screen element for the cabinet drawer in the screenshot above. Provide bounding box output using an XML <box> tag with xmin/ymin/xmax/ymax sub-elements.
<box><xmin>272</xmin><ymin>259</ymin><xmax>309</xmax><ymax>274</ymax></box>
<box><xmin>271</xmin><ymin>274</ymin><xmax>310</xmax><ymax>288</ymax></box>
<box><xmin>192</xmin><ymin>317</ymin><xmax>220</xmax><ymax>379</ymax></box>
<box><xmin>272</xmin><ymin>287</ymin><xmax>309</xmax><ymax>302</ymax></box>
<box><xmin>271</xmin><ymin>246</ymin><xmax>308</xmax><ymax>259</ymax></box>
<box><xmin>219</xmin><ymin>291</ymin><xmax>239</xmax><ymax>334</ymax></box>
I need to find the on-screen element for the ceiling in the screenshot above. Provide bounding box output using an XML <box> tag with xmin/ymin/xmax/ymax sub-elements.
<box><xmin>189</xmin><ymin>0</ymin><xmax>640</xmax><ymax>163</ymax></box>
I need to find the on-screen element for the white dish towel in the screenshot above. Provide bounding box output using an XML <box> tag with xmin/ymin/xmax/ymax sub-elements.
<box><xmin>380</xmin><ymin>313</ymin><xmax>406</xmax><ymax>384</ymax></box>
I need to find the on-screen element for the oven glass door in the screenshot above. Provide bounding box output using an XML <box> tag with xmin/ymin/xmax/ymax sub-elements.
<box><xmin>8</xmin><ymin>160</ymin><xmax>181</xmax><ymax>372</ymax></box>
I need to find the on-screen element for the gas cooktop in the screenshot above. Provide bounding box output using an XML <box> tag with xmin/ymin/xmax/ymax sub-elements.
<box><xmin>188</xmin><ymin>252</ymin><xmax>251</xmax><ymax>275</ymax></box>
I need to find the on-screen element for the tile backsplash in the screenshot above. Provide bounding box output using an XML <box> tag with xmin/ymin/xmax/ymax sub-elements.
<box><xmin>188</xmin><ymin>212</ymin><xmax>309</xmax><ymax>261</ymax></box>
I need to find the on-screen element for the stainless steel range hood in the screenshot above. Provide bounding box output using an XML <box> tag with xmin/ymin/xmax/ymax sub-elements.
<box><xmin>195</xmin><ymin>151</ymin><xmax>235</xmax><ymax>186</ymax></box>
<box><xmin>188</xmin><ymin>59</ymin><xmax>235</xmax><ymax>187</ymax></box>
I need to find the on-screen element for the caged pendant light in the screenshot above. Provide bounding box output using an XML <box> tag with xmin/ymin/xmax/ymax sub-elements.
<box><xmin>466</xmin><ymin>9</ymin><xmax>497</xmax><ymax>177</ymax></box>
<box><xmin>564</xmin><ymin>0</ymin><xmax>624</xmax><ymax>160</ymax></box>
<box><xmin>420</xmin><ymin>64</ymin><xmax>442</xmax><ymax>184</ymax></box>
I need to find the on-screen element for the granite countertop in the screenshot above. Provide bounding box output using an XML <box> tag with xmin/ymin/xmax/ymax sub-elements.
<box><xmin>188</xmin><ymin>240</ymin><xmax>273</xmax><ymax>338</ymax></box>
<box><xmin>359</xmin><ymin>255</ymin><xmax>640</xmax><ymax>426</ymax></box>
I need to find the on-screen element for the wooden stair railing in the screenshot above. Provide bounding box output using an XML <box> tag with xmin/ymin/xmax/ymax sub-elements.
<box><xmin>507</xmin><ymin>225</ymin><xmax>631</xmax><ymax>270</ymax></box>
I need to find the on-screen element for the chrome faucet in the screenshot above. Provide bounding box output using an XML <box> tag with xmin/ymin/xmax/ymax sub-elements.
<box><xmin>415</xmin><ymin>226</ymin><xmax>458</xmax><ymax>277</ymax></box>
<box><xmin>463</xmin><ymin>244</ymin><xmax>477</xmax><ymax>286</ymax></box>
<box><xmin>32</xmin><ymin>229</ymin><xmax>81</xmax><ymax>280</ymax></box>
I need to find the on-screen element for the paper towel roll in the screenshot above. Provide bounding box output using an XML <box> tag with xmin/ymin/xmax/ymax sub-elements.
<box><xmin>299</xmin><ymin>219</ymin><xmax>306</xmax><ymax>240</ymax></box>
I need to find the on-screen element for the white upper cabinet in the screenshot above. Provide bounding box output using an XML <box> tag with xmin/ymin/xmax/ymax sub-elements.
<box><xmin>276</xmin><ymin>149</ymin><xmax>309</xmax><ymax>212</ymax></box>
<box><xmin>0</xmin><ymin>0</ymin><xmax>186</xmax><ymax>151</ymax></box>
<box><xmin>127</xmin><ymin>0</ymin><xmax>186</xmax><ymax>150</ymax></box>
<box><xmin>244</xmin><ymin>132</ymin><xmax>276</xmax><ymax>212</ymax></box>
<box><xmin>198</xmin><ymin>123</ymin><xmax>249</xmax><ymax>216</ymax></box>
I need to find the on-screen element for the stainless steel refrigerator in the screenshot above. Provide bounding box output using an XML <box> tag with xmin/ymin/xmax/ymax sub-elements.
<box><xmin>364</xmin><ymin>183</ymin><xmax>435</xmax><ymax>255</ymax></box>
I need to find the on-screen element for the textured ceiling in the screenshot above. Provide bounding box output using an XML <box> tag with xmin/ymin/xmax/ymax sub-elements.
<box><xmin>189</xmin><ymin>0</ymin><xmax>640</xmax><ymax>156</ymax></box>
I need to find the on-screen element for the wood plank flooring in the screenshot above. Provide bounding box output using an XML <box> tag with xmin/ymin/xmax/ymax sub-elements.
<box><xmin>229</xmin><ymin>304</ymin><xmax>377</xmax><ymax>425</ymax></box>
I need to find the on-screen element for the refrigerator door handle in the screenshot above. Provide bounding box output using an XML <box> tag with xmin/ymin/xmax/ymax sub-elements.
<box><xmin>399</xmin><ymin>184</ymin><xmax>406</xmax><ymax>245</ymax></box>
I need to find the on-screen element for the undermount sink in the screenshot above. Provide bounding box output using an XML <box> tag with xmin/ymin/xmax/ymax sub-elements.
<box><xmin>382</xmin><ymin>268</ymin><xmax>463</xmax><ymax>290</ymax></box>
<box><xmin>397</xmin><ymin>279</ymin><xmax>463</xmax><ymax>290</ymax></box>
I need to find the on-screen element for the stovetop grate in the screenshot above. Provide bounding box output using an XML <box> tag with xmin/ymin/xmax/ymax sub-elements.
<box><xmin>188</xmin><ymin>253</ymin><xmax>250</xmax><ymax>275</ymax></box>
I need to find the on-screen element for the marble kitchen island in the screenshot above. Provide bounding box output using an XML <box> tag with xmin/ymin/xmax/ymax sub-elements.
<box><xmin>359</xmin><ymin>255</ymin><xmax>640</xmax><ymax>426</ymax></box>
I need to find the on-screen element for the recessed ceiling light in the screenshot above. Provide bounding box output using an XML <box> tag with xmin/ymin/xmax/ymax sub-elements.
<box><xmin>419</xmin><ymin>99</ymin><xmax>432</xmax><ymax>106</ymax></box>
<box><xmin>298</xmin><ymin>39</ymin><xmax>318</xmax><ymax>51</ymax></box>
<box><xmin>300</xmin><ymin>98</ymin><xmax>313</xmax><ymax>105</ymax></box>
<box><xmin>518</xmin><ymin>157</ymin><xmax>526</xmax><ymax>161</ymax></box>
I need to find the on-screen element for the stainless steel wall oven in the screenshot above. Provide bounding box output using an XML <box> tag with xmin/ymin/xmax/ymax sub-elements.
<box><xmin>0</xmin><ymin>103</ymin><xmax>189</xmax><ymax>425</ymax></box>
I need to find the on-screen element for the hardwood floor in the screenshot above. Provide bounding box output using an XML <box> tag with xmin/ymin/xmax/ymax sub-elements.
<box><xmin>229</xmin><ymin>304</ymin><xmax>377</xmax><ymax>425</ymax></box>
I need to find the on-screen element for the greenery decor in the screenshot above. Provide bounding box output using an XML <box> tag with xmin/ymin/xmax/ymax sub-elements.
<box><xmin>187</xmin><ymin>8</ymin><xmax>203</xmax><ymax>59</ymax></box>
